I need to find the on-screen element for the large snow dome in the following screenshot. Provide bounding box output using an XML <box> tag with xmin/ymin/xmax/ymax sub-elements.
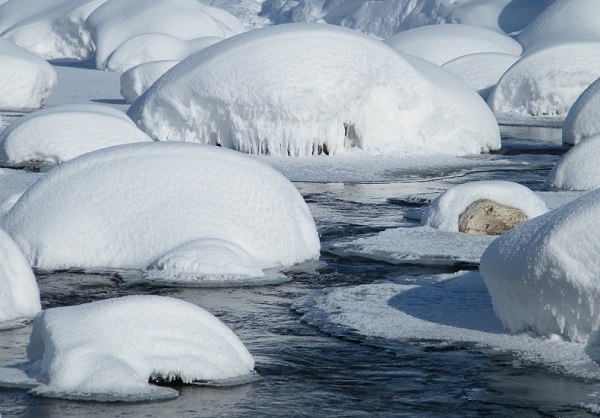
<box><xmin>546</xmin><ymin>133</ymin><xmax>600</xmax><ymax>191</ymax></box>
<box><xmin>480</xmin><ymin>188</ymin><xmax>600</xmax><ymax>345</ymax></box>
<box><xmin>120</xmin><ymin>60</ymin><xmax>179</xmax><ymax>104</ymax></box>
<box><xmin>128</xmin><ymin>23</ymin><xmax>500</xmax><ymax>157</ymax></box>
<box><xmin>562</xmin><ymin>77</ymin><xmax>600</xmax><ymax>146</ymax></box>
<box><xmin>1</xmin><ymin>143</ymin><xmax>319</xmax><ymax>271</ymax></box>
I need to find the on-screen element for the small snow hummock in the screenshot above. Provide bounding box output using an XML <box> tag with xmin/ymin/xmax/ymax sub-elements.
<box><xmin>128</xmin><ymin>23</ymin><xmax>500</xmax><ymax>157</ymax></box>
<box><xmin>421</xmin><ymin>181</ymin><xmax>548</xmax><ymax>232</ymax></box>
<box><xmin>1</xmin><ymin>142</ymin><xmax>320</xmax><ymax>271</ymax></box>
<box><xmin>120</xmin><ymin>60</ymin><xmax>179</xmax><ymax>104</ymax></box>
<box><xmin>0</xmin><ymin>104</ymin><xmax>152</xmax><ymax>165</ymax></box>
<box><xmin>562</xmin><ymin>77</ymin><xmax>600</xmax><ymax>146</ymax></box>
<box><xmin>480</xmin><ymin>188</ymin><xmax>600</xmax><ymax>345</ymax></box>
<box><xmin>0</xmin><ymin>296</ymin><xmax>255</xmax><ymax>401</ymax></box>
<box><xmin>546</xmin><ymin>133</ymin><xmax>600</xmax><ymax>191</ymax></box>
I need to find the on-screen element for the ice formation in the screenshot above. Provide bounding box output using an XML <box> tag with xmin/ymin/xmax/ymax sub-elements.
<box><xmin>0</xmin><ymin>104</ymin><xmax>152</xmax><ymax>165</ymax></box>
<box><xmin>16</xmin><ymin>296</ymin><xmax>255</xmax><ymax>401</ymax></box>
<box><xmin>488</xmin><ymin>42</ymin><xmax>600</xmax><ymax>118</ymax></box>
<box><xmin>383</xmin><ymin>24</ymin><xmax>522</xmax><ymax>66</ymax></box>
<box><xmin>128</xmin><ymin>23</ymin><xmax>500</xmax><ymax>157</ymax></box>
<box><xmin>1</xmin><ymin>142</ymin><xmax>320</xmax><ymax>271</ymax></box>
<box><xmin>0</xmin><ymin>38</ymin><xmax>57</xmax><ymax>110</ymax></box>
<box><xmin>421</xmin><ymin>181</ymin><xmax>547</xmax><ymax>232</ymax></box>
<box><xmin>480</xmin><ymin>188</ymin><xmax>600</xmax><ymax>345</ymax></box>
<box><xmin>562</xmin><ymin>77</ymin><xmax>600</xmax><ymax>146</ymax></box>
<box><xmin>546</xmin><ymin>133</ymin><xmax>600</xmax><ymax>191</ymax></box>
<box><xmin>120</xmin><ymin>61</ymin><xmax>179</xmax><ymax>104</ymax></box>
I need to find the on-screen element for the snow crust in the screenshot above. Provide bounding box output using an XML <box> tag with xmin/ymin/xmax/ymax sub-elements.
<box><xmin>128</xmin><ymin>23</ymin><xmax>500</xmax><ymax>157</ymax></box>
<box><xmin>383</xmin><ymin>24</ymin><xmax>522</xmax><ymax>66</ymax></box>
<box><xmin>120</xmin><ymin>61</ymin><xmax>179</xmax><ymax>104</ymax></box>
<box><xmin>421</xmin><ymin>181</ymin><xmax>548</xmax><ymax>232</ymax></box>
<box><xmin>488</xmin><ymin>42</ymin><xmax>600</xmax><ymax>118</ymax></box>
<box><xmin>1</xmin><ymin>142</ymin><xmax>320</xmax><ymax>271</ymax></box>
<box><xmin>562</xmin><ymin>77</ymin><xmax>600</xmax><ymax>146</ymax></box>
<box><xmin>0</xmin><ymin>38</ymin><xmax>57</xmax><ymax>110</ymax></box>
<box><xmin>0</xmin><ymin>104</ymin><xmax>152</xmax><ymax>165</ymax></box>
<box><xmin>480</xmin><ymin>188</ymin><xmax>600</xmax><ymax>345</ymax></box>
<box><xmin>546</xmin><ymin>134</ymin><xmax>600</xmax><ymax>191</ymax></box>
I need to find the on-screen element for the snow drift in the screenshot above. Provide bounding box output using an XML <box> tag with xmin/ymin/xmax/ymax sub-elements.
<box><xmin>562</xmin><ymin>77</ymin><xmax>600</xmax><ymax>146</ymax></box>
<box><xmin>120</xmin><ymin>61</ymin><xmax>179</xmax><ymax>104</ymax></box>
<box><xmin>546</xmin><ymin>133</ymin><xmax>600</xmax><ymax>191</ymax></box>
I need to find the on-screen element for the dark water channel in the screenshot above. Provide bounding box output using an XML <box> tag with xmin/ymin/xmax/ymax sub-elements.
<box><xmin>2</xmin><ymin>126</ymin><xmax>598</xmax><ymax>417</ymax></box>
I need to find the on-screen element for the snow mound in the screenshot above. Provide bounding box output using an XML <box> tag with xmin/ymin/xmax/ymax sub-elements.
<box><xmin>546</xmin><ymin>133</ymin><xmax>600</xmax><ymax>191</ymax></box>
<box><xmin>4</xmin><ymin>296</ymin><xmax>255</xmax><ymax>401</ymax></box>
<box><xmin>384</xmin><ymin>24</ymin><xmax>522</xmax><ymax>66</ymax></box>
<box><xmin>0</xmin><ymin>227</ymin><xmax>40</xmax><ymax>329</ymax></box>
<box><xmin>0</xmin><ymin>104</ymin><xmax>152</xmax><ymax>165</ymax></box>
<box><xmin>1</xmin><ymin>142</ymin><xmax>320</xmax><ymax>271</ymax></box>
<box><xmin>442</xmin><ymin>52</ymin><xmax>520</xmax><ymax>100</ymax></box>
<box><xmin>517</xmin><ymin>0</ymin><xmax>600</xmax><ymax>53</ymax></box>
<box><xmin>86</xmin><ymin>0</ymin><xmax>245</xmax><ymax>70</ymax></box>
<box><xmin>421</xmin><ymin>181</ymin><xmax>547</xmax><ymax>232</ymax></box>
<box><xmin>562</xmin><ymin>77</ymin><xmax>600</xmax><ymax>146</ymax></box>
<box><xmin>480</xmin><ymin>188</ymin><xmax>600</xmax><ymax>345</ymax></box>
<box><xmin>0</xmin><ymin>38</ymin><xmax>57</xmax><ymax>110</ymax></box>
<box><xmin>120</xmin><ymin>61</ymin><xmax>179</xmax><ymax>104</ymax></box>
<box><xmin>128</xmin><ymin>23</ymin><xmax>500</xmax><ymax>157</ymax></box>
<box><xmin>488</xmin><ymin>42</ymin><xmax>600</xmax><ymax>118</ymax></box>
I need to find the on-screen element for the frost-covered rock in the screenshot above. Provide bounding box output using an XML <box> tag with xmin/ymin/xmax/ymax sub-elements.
<box><xmin>488</xmin><ymin>42</ymin><xmax>600</xmax><ymax>118</ymax></box>
<box><xmin>562</xmin><ymin>77</ymin><xmax>600</xmax><ymax>146</ymax></box>
<box><xmin>458</xmin><ymin>199</ymin><xmax>528</xmax><ymax>236</ymax></box>
<box><xmin>0</xmin><ymin>104</ymin><xmax>152</xmax><ymax>165</ymax></box>
<box><xmin>384</xmin><ymin>24</ymin><xmax>522</xmax><ymax>66</ymax></box>
<box><xmin>0</xmin><ymin>227</ymin><xmax>40</xmax><ymax>329</ymax></box>
<box><xmin>546</xmin><ymin>133</ymin><xmax>600</xmax><ymax>191</ymax></box>
<box><xmin>120</xmin><ymin>61</ymin><xmax>179</xmax><ymax>104</ymax></box>
<box><xmin>1</xmin><ymin>142</ymin><xmax>320</xmax><ymax>271</ymax></box>
<box><xmin>480</xmin><ymin>188</ymin><xmax>600</xmax><ymax>345</ymax></box>
<box><xmin>442</xmin><ymin>52</ymin><xmax>520</xmax><ymax>100</ymax></box>
<box><xmin>0</xmin><ymin>38</ymin><xmax>57</xmax><ymax>110</ymax></box>
<box><xmin>421</xmin><ymin>181</ymin><xmax>547</xmax><ymax>232</ymax></box>
<box><xmin>18</xmin><ymin>296</ymin><xmax>255</xmax><ymax>401</ymax></box>
<box><xmin>128</xmin><ymin>23</ymin><xmax>500</xmax><ymax>157</ymax></box>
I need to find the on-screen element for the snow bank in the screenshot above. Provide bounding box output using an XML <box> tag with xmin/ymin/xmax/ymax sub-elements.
<box><xmin>442</xmin><ymin>53</ymin><xmax>520</xmax><ymax>100</ymax></box>
<box><xmin>488</xmin><ymin>42</ymin><xmax>600</xmax><ymax>118</ymax></box>
<box><xmin>546</xmin><ymin>133</ymin><xmax>600</xmax><ymax>191</ymax></box>
<box><xmin>21</xmin><ymin>296</ymin><xmax>254</xmax><ymax>401</ymax></box>
<box><xmin>120</xmin><ymin>61</ymin><xmax>179</xmax><ymax>104</ymax></box>
<box><xmin>421</xmin><ymin>181</ymin><xmax>547</xmax><ymax>232</ymax></box>
<box><xmin>0</xmin><ymin>227</ymin><xmax>40</xmax><ymax>329</ymax></box>
<box><xmin>0</xmin><ymin>38</ymin><xmax>57</xmax><ymax>110</ymax></box>
<box><xmin>0</xmin><ymin>104</ymin><xmax>152</xmax><ymax>165</ymax></box>
<box><xmin>562</xmin><ymin>77</ymin><xmax>600</xmax><ymax>145</ymax></box>
<box><xmin>480</xmin><ymin>188</ymin><xmax>600</xmax><ymax>345</ymax></box>
<box><xmin>384</xmin><ymin>24</ymin><xmax>522</xmax><ymax>66</ymax></box>
<box><xmin>1</xmin><ymin>142</ymin><xmax>320</xmax><ymax>271</ymax></box>
<box><xmin>128</xmin><ymin>23</ymin><xmax>500</xmax><ymax>157</ymax></box>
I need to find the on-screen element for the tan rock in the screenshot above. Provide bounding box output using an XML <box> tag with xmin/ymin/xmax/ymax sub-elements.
<box><xmin>458</xmin><ymin>199</ymin><xmax>528</xmax><ymax>236</ymax></box>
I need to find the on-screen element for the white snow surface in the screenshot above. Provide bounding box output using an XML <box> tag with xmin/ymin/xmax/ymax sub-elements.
<box><xmin>442</xmin><ymin>52</ymin><xmax>520</xmax><ymax>100</ymax></box>
<box><xmin>0</xmin><ymin>169</ymin><xmax>44</xmax><ymax>217</ymax></box>
<box><xmin>0</xmin><ymin>38</ymin><xmax>57</xmax><ymax>110</ymax></box>
<box><xmin>488</xmin><ymin>42</ymin><xmax>600</xmax><ymax>118</ymax></box>
<box><xmin>1</xmin><ymin>142</ymin><xmax>320</xmax><ymax>271</ymax></box>
<box><xmin>120</xmin><ymin>61</ymin><xmax>179</xmax><ymax>104</ymax></box>
<box><xmin>128</xmin><ymin>23</ymin><xmax>500</xmax><ymax>157</ymax></box>
<box><xmin>546</xmin><ymin>133</ymin><xmax>600</xmax><ymax>191</ymax></box>
<box><xmin>480</xmin><ymin>188</ymin><xmax>600</xmax><ymax>345</ymax></box>
<box><xmin>0</xmin><ymin>104</ymin><xmax>152</xmax><ymax>165</ymax></box>
<box><xmin>383</xmin><ymin>24</ymin><xmax>522</xmax><ymax>66</ymax></box>
<box><xmin>421</xmin><ymin>181</ymin><xmax>548</xmax><ymax>232</ymax></box>
<box><xmin>0</xmin><ymin>227</ymin><xmax>40</xmax><ymax>329</ymax></box>
<box><xmin>18</xmin><ymin>296</ymin><xmax>254</xmax><ymax>401</ymax></box>
<box><xmin>562</xmin><ymin>77</ymin><xmax>600</xmax><ymax>146</ymax></box>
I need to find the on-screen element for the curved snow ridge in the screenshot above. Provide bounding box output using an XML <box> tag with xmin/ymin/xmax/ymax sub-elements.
<box><xmin>128</xmin><ymin>23</ymin><xmax>500</xmax><ymax>157</ymax></box>
<box><xmin>546</xmin><ymin>133</ymin><xmax>600</xmax><ymax>191</ymax></box>
<box><xmin>563</xmin><ymin>77</ymin><xmax>600</xmax><ymax>146</ymax></box>
<box><xmin>120</xmin><ymin>60</ymin><xmax>180</xmax><ymax>104</ymax></box>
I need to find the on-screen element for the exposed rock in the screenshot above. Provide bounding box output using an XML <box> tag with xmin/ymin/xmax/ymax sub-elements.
<box><xmin>458</xmin><ymin>199</ymin><xmax>528</xmax><ymax>236</ymax></box>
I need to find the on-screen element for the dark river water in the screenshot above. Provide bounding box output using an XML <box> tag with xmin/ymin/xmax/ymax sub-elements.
<box><xmin>2</xmin><ymin>125</ymin><xmax>598</xmax><ymax>417</ymax></box>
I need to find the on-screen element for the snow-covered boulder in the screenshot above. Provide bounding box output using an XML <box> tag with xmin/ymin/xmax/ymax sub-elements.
<box><xmin>0</xmin><ymin>227</ymin><xmax>40</xmax><ymax>329</ymax></box>
<box><xmin>0</xmin><ymin>38</ymin><xmax>57</xmax><ymax>110</ymax></box>
<box><xmin>480</xmin><ymin>188</ymin><xmax>600</xmax><ymax>345</ymax></box>
<box><xmin>562</xmin><ymin>77</ymin><xmax>600</xmax><ymax>146</ymax></box>
<box><xmin>383</xmin><ymin>24</ymin><xmax>522</xmax><ymax>66</ymax></box>
<box><xmin>128</xmin><ymin>23</ymin><xmax>500</xmax><ymax>157</ymax></box>
<box><xmin>488</xmin><ymin>42</ymin><xmax>600</xmax><ymax>118</ymax></box>
<box><xmin>0</xmin><ymin>104</ymin><xmax>152</xmax><ymax>165</ymax></box>
<box><xmin>546</xmin><ymin>133</ymin><xmax>600</xmax><ymax>191</ymax></box>
<box><xmin>21</xmin><ymin>296</ymin><xmax>254</xmax><ymax>401</ymax></box>
<box><xmin>120</xmin><ymin>61</ymin><xmax>179</xmax><ymax>104</ymax></box>
<box><xmin>421</xmin><ymin>181</ymin><xmax>547</xmax><ymax>232</ymax></box>
<box><xmin>442</xmin><ymin>53</ymin><xmax>520</xmax><ymax>100</ymax></box>
<box><xmin>1</xmin><ymin>142</ymin><xmax>320</xmax><ymax>271</ymax></box>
